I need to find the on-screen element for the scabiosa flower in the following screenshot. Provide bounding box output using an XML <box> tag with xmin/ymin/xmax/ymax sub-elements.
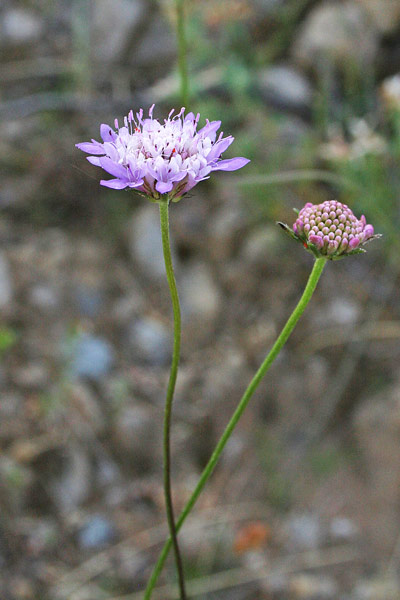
<box><xmin>76</xmin><ymin>105</ymin><xmax>250</xmax><ymax>200</ymax></box>
<box><xmin>278</xmin><ymin>200</ymin><xmax>380</xmax><ymax>259</ymax></box>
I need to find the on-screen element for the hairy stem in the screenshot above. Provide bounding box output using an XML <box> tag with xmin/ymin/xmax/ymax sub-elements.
<box><xmin>176</xmin><ymin>0</ymin><xmax>189</xmax><ymax>107</ymax></box>
<box><xmin>159</xmin><ymin>199</ymin><xmax>187</xmax><ymax>600</ymax></box>
<box><xmin>144</xmin><ymin>256</ymin><xmax>327</xmax><ymax>599</ymax></box>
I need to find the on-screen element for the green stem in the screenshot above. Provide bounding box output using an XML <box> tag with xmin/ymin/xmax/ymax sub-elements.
<box><xmin>144</xmin><ymin>256</ymin><xmax>327</xmax><ymax>599</ymax></box>
<box><xmin>159</xmin><ymin>199</ymin><xmax>187</xmax><ymax>600</ymax></box>
<box><xmin>176</xmin><ymin>0</ymin><xmax>189</xmax><ymax>107</ymax></box>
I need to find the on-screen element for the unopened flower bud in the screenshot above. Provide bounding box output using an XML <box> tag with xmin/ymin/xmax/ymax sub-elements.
<box><xmin>278</xmin><ymin>200</ymin><xmax>380</xmax><ymax>260</ymax></box>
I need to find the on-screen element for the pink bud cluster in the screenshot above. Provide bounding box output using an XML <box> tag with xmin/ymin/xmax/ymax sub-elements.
<box><xmin>293</xmin><ymin>200</ymin><xmax>375</xmax><ymax>257</ymax></box>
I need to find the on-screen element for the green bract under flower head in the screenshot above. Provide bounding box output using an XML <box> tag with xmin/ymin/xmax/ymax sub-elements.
<box><xmin>278</xmin><ymin>200</ymin><xmax>380</xmax><ymax>260</ymax></box>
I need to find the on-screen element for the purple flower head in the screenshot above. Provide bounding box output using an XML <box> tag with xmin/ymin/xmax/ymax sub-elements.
<box><xmin>278</xmin><ymin>200</ymin><xmax>380</xmax><ymax>260</ymax></box>
<box><xmin>76</xmin><ymin>105</ymin><xmax>250</xmax><ymax>200</ymax></box>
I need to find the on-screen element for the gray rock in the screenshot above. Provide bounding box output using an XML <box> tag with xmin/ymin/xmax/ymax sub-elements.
<box><xmin>68</xmin><ymin>333</ymin><xmax>114</xmax><ymax>380</ymax></box>
<box><xmin>0</xmin><ymin>252</ymin><xmax>13</xmax><ymax>309</ymax></box>
<box><xmin>129</xmin><ymin>316</ymin><xmax>171</xmax><ymax>366</ymax></box>
<box><xmin>180</xmin><ymin>262</ymin><xmax>221</xmax><ymax>320</ymax></box>
<box><xmin>0</xmin><ymin>394</ymin><xmax>22</xmax><ymax>419</ymax></box>
<box><xmin>208</xmin><ymin>200</ymin><xmax>245</xmax><ymax>261</ymax></box>
<box><xmin>29</xmin><ymin>284</ymin><xmax>59</xmax><ymax>311</ymax></box>
<box><xmin>51</xmin><ymin>446</ymin><xmax>91</xmax><ymax>512</ymax></box>
<box><xmin>358</xmin><ymin>0</ymin><xmax>400</xmax><ymax>34</ymax></box>
<box><xmin>73</xmin><ymin>284</ymin><xmax>104</xmax><ymax>318</ymax></box>
<box><xmin>68</xmin><ymin>383</ymin><xmax>105</xmax><ymax>434</ymax></box>
<box><xmin>289</xmin><ymin>574</ymin><xmax>338</xmax><ymax>599</ymax></box>
<box><xmin>354</xmin><ymin>382</ymin><xmax>400</xmax><ymax>508</ymax></box>
<box><xmin>2</xmin><ymin>8</ymin><xmax>43</xmax><ymax>46</ymax></box>
<box><xmin>96</xmin><ymin>457</ymin><xmax>121</xmax><ymax>487</ymax></box>
<box><xmin>12</xmin><ymin>362</ymin><xmax>49</xmax><ymax>390</ymax></box>
<box><xmin>353</xmin><ymin>381</ymin><xmax>400</xmax><ymax>553</ymax></box>
<box><xmin>129</xmin><ymin>206</ymin><xmax>175</xmax><ymax>280</ymax></box>
<box><xmin>134</xmin><ymin>13</ymin><xmax>176</xmax><ymax>70</ymax></box>
<box><xmin>292</xmin><ymin>1</ymin><xmax>378</xmax><ymax>69</ymax></box>
<box><xmin>25</xmin><ymin>519</ymin><xmax>58</xmax><ymax>554</ymax></box>
<box><xmin>258</xmin><ymin>65</ymin><xmax>313</xmax><ymax>111</ymax></box>
<box><xmin>92</xmin><ymin>0</ymin><xmax>146</xmax><ymax>63</ymax></box>
<box><xmin>318</xmin><ymin>298</ymin><xmax>360</xmax><ymax>327</ymax></box>
<box><xmin>112</xmin><ymin>289</ymin><xmax>144</xmax><ymax>324</ymax></box>
<box><xmin>241</xmin><ymin>225</ymin><xmax>283</xmax><ymax>266</ymax></box>
<box><xmin>286</xmin><ymin>514</ymin><xmax>322</xmax><ymax>550</ymax></box>
<box><xmin>305</xmin><ymin>356</ymin><xmax>330</xmax><ymax>402</ymax></box>
<box><xmin>78</xmin><ymin>515</ymin><xmax>117</xmax><ymax>549</ymax></box>
<box><xmin>329</xmin><ymin>516</ymin><xmax>358</xmax><ymax>540</ymax></box>
<box><xmin>112</xmin><ymin>404</ymin><xmax>160</xmax><ymax>471</ymax></box>
<box><xmin>354</xmin><ymin>579</ymin><xmax>400</xmax><ymax>600</ymax></box>
<box><xmin>203</xmin><ymin>347</ymin><xmax>247</xmax><ymax>403</ymax></box>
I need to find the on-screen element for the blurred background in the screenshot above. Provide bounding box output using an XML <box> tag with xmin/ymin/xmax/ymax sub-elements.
<box><xmin>1</xmin><ymin>0</ymin><xmax>400</xmax><ymax>598</ymax></box>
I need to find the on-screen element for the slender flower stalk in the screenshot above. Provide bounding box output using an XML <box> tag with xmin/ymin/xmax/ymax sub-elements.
<box><xmin>176</xmin><ymin>0</ymin><xmax>189</xmax><ymax>107</ymax></box>
<box><xmin>143</xmin><ymin>257</ymin><xmax>327</xmax><ymax>599</ymax></box>
<box><xmin>76</xmin><ymin>105</ymin><xmax>249</xmax><ymax>600</ymax></box>
<box><xmin>159</xmin><ymin>198</ymin><xmax>186</xmax><ymax>600</ymax></box>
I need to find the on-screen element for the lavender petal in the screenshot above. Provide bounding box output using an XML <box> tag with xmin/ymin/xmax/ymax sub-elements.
<box><xmin>213</xmin><ymin>157</ymin><xmax>251</xmax><ymax>171</ymax></box>
<box><xmin>155</xmin><ymin>181</ymin><xmax>174</xmax><ymax>194</ymax></box>
<box><xmin>87</xmin><ymin>156</ymin><xmax>102</xmax><ymax>166</ymax></box>
<box><xmin>100</xmin><ymin>179</ymin><xmax>128</xmax><ymax>189</ymax></box>
<box><xmin>198</xmin><ymin>120</ymin><xmax>221</xmax><ymax>139</ymax></box>
<box><xmin>207</xmin><ymin>137</ymin><xmax>234</xmax><ymax>162</ymax></box>
<box><xmin>100</xmin><ymin>157</ymin><xmax>129</xmax><ymax>180</ymax></box>
<box><xmin>100</xmin><ymin>124</ymin><xmax>117</xmax><ymax>142</ymax></box>
<box><xmin>76</xmin><ymin>142</ymin><xmax>105</xmax><ymax>155</ymax></box>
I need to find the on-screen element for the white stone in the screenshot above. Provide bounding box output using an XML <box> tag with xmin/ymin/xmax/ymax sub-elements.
<box><xmin>92</xmin><ymin>0</ymin><xmax>146</xmax><ymax>63</ymax></box>
<box><xmin>356</xmin><ymin>0</ymin><xmax>400</xmax><ymax>34</ymax></box>
<box><xmin>2</xmin><ymin>9</ymin><xmax>43</xmax><ymax>45</ymax></box>
<box><xmin>181</xmin><ymin>262</ymin><xmax>221</xmax><ymax>320</ymax></box>
<box><xmin>258</xmin><ymin>65</ymin><xmax>313</xmax><ymax>110</ymax></box>
<box><xmin>292</xmin><ymin>1</ymin><xmax>378</xmax><ymax>68</ymax></box>
<box><xmin>128</xmin><ymin>206</ymin><xmax>175</xmax><ymax>279</ymax></box>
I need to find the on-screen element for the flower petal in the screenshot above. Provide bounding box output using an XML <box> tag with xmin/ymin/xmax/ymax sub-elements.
<box><xmin>155</xmin><ymin>180</ymin><xmax>174</xmax><ymax>194</ymax></box>
<box><xmin>100</xmin><ymin>157</ymin><xmax>128</xmax><ymax>180</ymax></box>
<box><xmin>213</xmin><ymin>157</ymin><xmax>250</xmax><ymax>171</ymax></box>
<box><xmin>206</xmin><ymin>136</ymin><xmax>234</xmax><ymax>161</ymax></box>
<box><xmin>103</xmin><ymin>142</ymin><xmax>119</xmax><ymax>162</ymax></box>
<box><xmin>128</xmin><ymin>180</ymin><xmax>144</xmax><ymax>188</ymax></box>
<box><xmin>169</xmin><ymin>170</ymin><xmax>187</xmax><ymax>183</ymax></box>
<box><xmin>87</xmin><ymin>156</ymin><xmax>102</xmax><ymax>166</ymax></box>
<box><xmin>198</xmin><ymin>120</ymin><xmax>221</xmax><ymax>140</ymax></box>
<box><xmin>100</xmin><ymin>179</ymin><xmax>128</xmax><ymax>189</ymax></box>
<box><xmin>100</xmin><ymin>124</ymin><xmax>117</xmax><ymax>142</ymax></box>
<box><xmin>76</xmin><ymin>142</ymin><xmax>104</xmax><ymax>155</ymax></box>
